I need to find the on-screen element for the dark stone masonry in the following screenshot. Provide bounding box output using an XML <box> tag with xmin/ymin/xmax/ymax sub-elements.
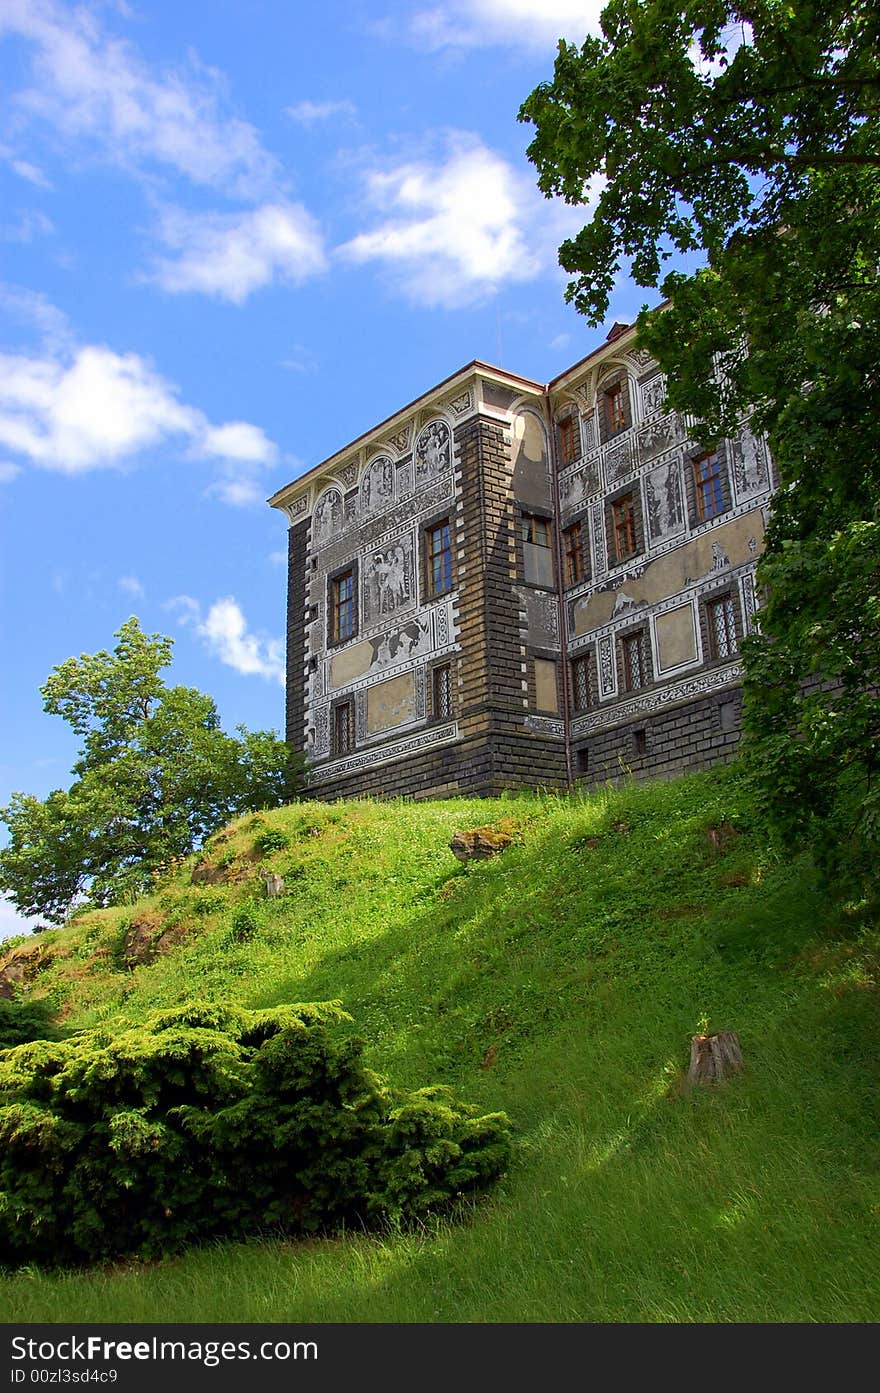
<box><xmin>268</xmin><ymin>323</ymin><xmax>772</xmax><ymax>801</ymax></box>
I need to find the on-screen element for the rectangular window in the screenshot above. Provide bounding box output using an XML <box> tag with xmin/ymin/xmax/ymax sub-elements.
<box><xmin>427</xmin><ymin>519</ymin><xmax>453</xmax><ymax>596</ymax></box>
<box><xmin>571</xmin><ymin>653</ymin><xmax>592</xmax><ymax>712</ymax></box>
<box><xmin>331</xmin><ymin>569</ymin><xmax>356</xmax><ymax>643</ymax></box>
<box><xmin>605</xmin><ymin>383</ymin><xmax>626</xmax><ymax>434</ymax></box>
<box><xmin>563</xmin><ymin>522</ymin><xmax>584</xmax><ymax>587</ymax></box>
<box><xmin>693</xmin><ymin>450</ymin><xmax>725</xmax><ymax>521</ymax></box>
<box><xmin>522</xmin><ymin>513</ymin><xmax>554</xmax><ymax>586</ymax></box>
<box><xmin>611</xmin><ymin>494</ymin><xmax>637</xmax><ymax>562</ymax></box>
<box><xmin>432</xmin><ymin>663</ymin><xmax>453</xmax><ymax>719</ymax></box>
<box><xmin>621</xmin><ymin>632</ymin><xmax>647</xmax><ymax>692</ymax></box>
<box><xmin>707</xmin><ymin>594</ymin><xmax>738</xmax><ymax>659</ymax></box>
<box><xmin>333</xmin><ymin>700</ymin><xmax>355</xmax><ymax>755</ymax></box>
<box><xmin>559</xmin><ymin>416</ymin><xmax>580</xmax><ymax>467</ymax></box>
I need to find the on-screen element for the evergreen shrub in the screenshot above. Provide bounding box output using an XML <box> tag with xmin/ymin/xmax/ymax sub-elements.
<box><xmin>0</xmin><ymin>1002</ymin><xmax>511</xmax><ymax>1268</ymax></box>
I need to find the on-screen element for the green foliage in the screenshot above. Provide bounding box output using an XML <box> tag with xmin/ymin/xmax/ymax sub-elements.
<box><xmin>0</xmin><ymin>1001</ymin><xmax>511</xmax><ymax>1268</ymax></box>
<box><xmin>0</xmin><ymin>998</ymin><xmax>64</xmax><ymax>1051</ymax></box>
<box><xmin>0</xmin><ymin>619</ymin><xmax>303</xmax><ymax>923</ymax></box>
<box><xmin>0</xmin><ymin>776</ymin><xmax>878</xmax><ymax>1318</ymax></box>
<box><xmin>253</xmin><ymin>826</ymin><xmax>290</xmax><ymax>855</ymax></box>
<box><xmin>520</xmin><ymin>2</ymin><xmax>880</xmax><ymax>892</ymax></box>
<box><xmin>228</xmin><ymin>905</ymin><xmax>260</xmax><ymax>941</ymax></box>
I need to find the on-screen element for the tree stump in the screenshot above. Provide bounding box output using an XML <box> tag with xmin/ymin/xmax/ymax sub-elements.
<box><xmin>261</xmin><ymin>871</ymin><xmax>285</xmax><ymax>898</ymax></box>
<box><xmin>687</xmin><ymin>1030</ymin><xmax>743</xmax><ymax>1086</ymax></box>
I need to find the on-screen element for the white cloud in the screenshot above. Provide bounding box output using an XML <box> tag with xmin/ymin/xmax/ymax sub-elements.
<box><xmin>408</xmin><ymin>0</ymin><xmax>603</xmax><ymax>51</ymax></box>
<box><xmin>0</xmin><ymin>0</ymin><xmax>279</xmax><ymax>197</ymax></box>
<box><xmin>338</xmin><ymin>132</ymin><xmax>579</xmax><ymax>307</ymax></box>
<box><xmin>279</xmin><ymin>345</ymin><xmax>318</xmax><ymax>374</ymax></box>
<box><xmin>0</xmin><ymin>282</ymin><xmax>73</xmax><ymax>353</ymax></box>
<box><xmin>268</xmin><ymin>550</ymin><xmax>288</xmax><ymax>568</ymax></box>
<box><xmin>10</xmin><ymin>157</ymin><xmax>52</xmax><ymax>188</ymax></box>
<box><xmin>0</xmin><ymin>209</ymin><xmax>55</xmax><ymax>243</ymax></box>
<box><xmin>0</xmin><ymin>461</ymin><xmax>22</xmax><ymax>483</ymax></box>
<box><xmin>118</xmin><ymin>574</ymin><xmax>144</xmax><ymax>599</ymax></box>
<box><xmin>168</xmin><ymin>594</ymin><xmax>285</xmax><ymax>685</ymax></box>
<box><xmin>286</xmin><ymin>98</ymin><xmax>357</xmax><ymax>125</ymax></box>
<box><xmin>201</xmin><ymin>421</ymin><xmax>277</xmax><ymax>464</ymax></box>
<box><xmin>0</xmin><ymin>334</ymin><xmax>279</xmax><ymax>490</ymax></box>
<box><xmin>150</xmin><ymin>202</ymin><xmax>327</xmax><ymax>303</ymax></box>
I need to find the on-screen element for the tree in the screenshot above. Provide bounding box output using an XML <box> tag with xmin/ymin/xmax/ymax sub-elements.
<box><xmin>520</xmin><ymin>2</ymin><xmax>880</xmax><ymax>892</ymax></box>
<box><xmin>0</xmin><ymin>619</ymin><xmax>301</xmax><ymax>922</ymax></box>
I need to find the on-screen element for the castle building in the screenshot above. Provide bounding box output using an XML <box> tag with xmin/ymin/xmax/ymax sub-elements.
<box><xmin>268</xmin><ymin>320</ymin><xmax>773</xmax><ymax>800</ymax></box>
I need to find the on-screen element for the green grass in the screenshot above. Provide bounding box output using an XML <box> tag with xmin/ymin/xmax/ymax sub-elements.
<box><xmin>2</xmin><ymin>765</ymin><xmax>879</xmax><ymax>1321</ymax></box>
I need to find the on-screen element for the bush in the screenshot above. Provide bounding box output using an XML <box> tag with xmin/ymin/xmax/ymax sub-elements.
<box><xmin>228</xmin><ymin>906</ymin><xmax>259</xmax><ymax>942</ymax></box>
<box><xmin>0</xmin><ymin>998</ymin><xmax>64</xmax><ymax>1051</ymax></box>
<box><xmin>0</xmin><ymin>1002</ymin><xmax>511</xmax><ymax>1268</ymax></box>
<box><xmin>253</xmin><ymin>827</ymin><xmax>290</xmax><ymax>855</ymax></box>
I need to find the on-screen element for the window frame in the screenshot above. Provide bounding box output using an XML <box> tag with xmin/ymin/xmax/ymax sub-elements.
<box><xmin>570</xmin><ymin>651</ymin><xmax>593</xmax><ymax>712</ymax></box>
<box><xmin>431</xmin><ymin>661</ymin><xmax>453</xmax><ymax>720</ymax></box>
<box><xmin>610</xmin><ymin>492</ymin><xmax>638</xmax><ymax>563</ymax></box>
<box><xmin>332</xmin><ymin>699</ymin><xmax>355</xmax><ymax>756</ymax></box>
<box><xmin>692</xmin><ymin>449</ymin><xmax>725</xmax><ymax>522</ymax></box>
<box><xmin>705</xmin><ymin>591</ymin><xmax>739</xmax><ymax>662</ymax></box>
<box><xmin>620</xmin><ymin>628</ymin><xmax>649</xmax><ymax>693</ymax></box>
<box><xmin>520</xmin><ymin>510</ymin><xmax>555</xmax><ymax>588</ymax></box>
<box><xmin>558</xmin><ymin>415</ymin><xmax>580</xmax><ymax>468</ymax></box>
<box><xmin>327</xmin><ymin>563</ymin><xmax>358</xmax><ymax>648</ymax></box>
<box><xmin>425</xmin><ymin>517</ymin><xmax>454</xmax><ymax>598</ymax></box>
<box><xmin>563</xmin><ymin>520</ymin><xmax>586</xmax><ymax>587</ymax></box>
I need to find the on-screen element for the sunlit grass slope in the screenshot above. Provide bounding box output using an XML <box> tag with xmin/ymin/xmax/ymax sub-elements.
<box><xmin>2</xmin><ymin>766</ymin><xmax>878</xmax><ymax>1321</ymax></box>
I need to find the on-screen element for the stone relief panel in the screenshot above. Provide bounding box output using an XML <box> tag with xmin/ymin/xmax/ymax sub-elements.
<box><xmin>362</xmin><ymin>534</ymin><xmax>415</xmax><ymax>628</ymax></box>
<box><xmin>640</xmin><ymin>374</ymin><xmax>667</xmax><ymax>418</ymax></box>
<box><xmin>581</xmin><ymin>411</ymin><xmax>598</xmax><ymax>454</ymax></box>
<box><xmin>730</xmin><ymin>426</ymin><xmax>770</xmax><ymax>502</ymax></box>
<box><xmin>343</xmin><ymin>492</ymin><xmax>358</xmax><ymax>528</ymax></box>
<box><xmin>740</xmin><ymin>571</ymin><xmax>757</xmax><ymax>634</ymax></box>
<box><xmin>644</xmin><ymin>457</ymin><xmax>685</xmax><ymax>544</ymax></box>
<box><xmin>598</xmin><ymin>634</ymin><xmax>617</xmax><ymax>699</ymax></box>
<box><xmin>361</xmin><ymin>455</ymin><xmax>394</xmax><ymax>517</ymax></box>
<box><xmin>446</xmin><ymin>389</ymin><xmax>472</xmax><ymax>417</ymax></box>
<box><xmin>626</xmin><ymin>346</ymin><xmax>655</xmax><ymax>372</ymax></box>
<box><xmin>395</xmin><ymin>461</ymin><xmax>413</xmax><ymax>496</ymax></box>
<box><xmin>312</xmin><ymin>488</ymin><xmax>344</xmax><ymax>547</ymax></box>
<box><xmin>389</xmin><ymin>425</ymin><xmax>411</xmax><ymax>455</ymax></box>
<box><xmin>604</xmin><ymin>436</ymin><xmax>633</xmax><ymax>485</ymax></box>
<box><xmin>590</xmin><ymin>500</ymin><xmax>608</xmax><ymax>582</ymax></box>
<box><xmin>367</xmin><ymin>612</ymin><xmax>432</xmax><ymax>673</ymax></box>
<box><xmin>414</xmin><ymin>419</ymin><xmax>451</xmax><ymax>486</ymax></box>
<box><xmin>559</xmin><ymin>455</ymin><xmax>601</xmax><ymax>511</ymax></box>
<box><xmin>636</xmin><ymin>413</ymin><xmax>682</xmax><ymax>465</ymax></box>
<box><xmin>340</xmin><ymin>461</ymin><xmax>359</xmax><ymax>489</ymax></box>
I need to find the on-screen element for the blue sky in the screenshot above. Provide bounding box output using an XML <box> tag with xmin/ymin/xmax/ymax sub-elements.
<box><xmin>0</xmin><ymin>0</ymin><xmax>655</xmax><ymax>938</ymax></box>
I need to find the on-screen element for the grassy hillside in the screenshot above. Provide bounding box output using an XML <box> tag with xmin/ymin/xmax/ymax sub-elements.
<box><xmin>1</xmin><ymin>766</ymin><xmax>878</xmax><ymax>1322</ymax></box>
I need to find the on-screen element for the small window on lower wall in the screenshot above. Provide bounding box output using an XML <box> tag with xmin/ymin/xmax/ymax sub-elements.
<box><xmin>576</xmin><ymin>747</ymin><xmax>589</xmax><ymax>775</ymax></box>
<box><xmin>333</xmin><ymin>700</ymin><xmax>355</xmax><ymax>755</ymax></box>
<box><xmin>620</xmin><ymin>629</ymin><xmax>650</xmax><ymax>692</ymax></box>
<box><xmin>570</xmin><ymin>652</ymin><xmax>593</xmax><ymax>712</ymax></box>
<box><xmin>432</xmin><ymin>662</ymin><xmax>453</xmax><ymax>719</ymax></box>
<box><xmin>706</xmin><ymin>592</ymin><xmax>739</xmax><ymax>660</ymax></box>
